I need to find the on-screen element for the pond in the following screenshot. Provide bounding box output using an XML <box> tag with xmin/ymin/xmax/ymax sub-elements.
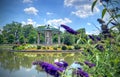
<box><xmin>0</xmin><ymin>49</ymin><xmax>81</xmax><ymax>77</ymax></box>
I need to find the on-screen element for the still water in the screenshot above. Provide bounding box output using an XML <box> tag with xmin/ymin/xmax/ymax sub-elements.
<box><xmin>0</xmin><ymin>49</ymin><xmax>81</xmax><ymax>77</ymax></box>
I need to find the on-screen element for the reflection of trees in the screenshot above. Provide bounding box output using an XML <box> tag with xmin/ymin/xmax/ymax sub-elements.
<box><xmin>0</xmin><ymin>51</ymin><xmax>36</xmax><ymax>72</ymax></box>
<box><xmin>0</xmin><ymin>50</ymin><xmax>20</xmax><ymax>72</ymax></box>
<box><xmin>0</xmin><ymin>50</ymin><xmax>81</xmax><ymax>73</ymax></box>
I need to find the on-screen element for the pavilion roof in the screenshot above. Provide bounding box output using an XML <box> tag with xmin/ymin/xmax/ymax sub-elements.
<box><xmin>36</xmin><ymin>25</ymin><xmax>60</xmax><ymax>34</ymax></box>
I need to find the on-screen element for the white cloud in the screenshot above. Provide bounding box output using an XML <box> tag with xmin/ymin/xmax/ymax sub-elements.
<box><xmin>87</xmin><ymin>22</ymin><xmax>91</xmax><ymax>26</ymax></box>
<box><xmin>24</xmin><ymin>7</ymin><xmax>39</xmax><ymax>15</ymax></box>
<box><xmin>46</xmin><ymin>12</ymin><xmax>53</xmax><ymax>15</ymax></box>
<box><xmin>23</xmin><ymin>0</ymin><xmax>32</xmax><ymax>3</ymax></box>
<box><xmin>22</xmin><ymin>19</ymin><xmax>42</xmax><ymax>27</ymax></box>
<box><xmin>22</xmin><ymin>18</ymin><xmax>36</xmax><ymax>26</ymax></box>
<box><xmin>64</xmin><ymin>0</ymin><xmax>92</xmax><ymax>7</ymax></box>
<box><xmin>46</xmin><ymin>18</ymin><xmax>72</xmax><ymax>32</ymax></box>
<box><xmin>47</xmin><ymin>18</ymin><xmax>72</xmax><ymax>26</ymax></box>
<box><xmin>64</xmin><ymin>0</ymin><xmax>100</xmax><ymax>18</ymax></box>
<box><xmin>86</xmin><ymin>30</ymin><xmax>100</xmax><ymax>35</ymax></box>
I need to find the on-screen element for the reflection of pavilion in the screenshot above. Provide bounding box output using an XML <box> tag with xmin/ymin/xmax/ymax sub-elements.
<box><xmin>37</xmin><ymin>25</ymin><xmax>61</xmax><ymax>45</ymax></box>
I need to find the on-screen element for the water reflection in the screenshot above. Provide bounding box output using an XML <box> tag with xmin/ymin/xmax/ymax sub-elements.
<box><xmin>0</xmin><ymin>50</ymin><xmax>81</xmax><ymax>77</ymax></box>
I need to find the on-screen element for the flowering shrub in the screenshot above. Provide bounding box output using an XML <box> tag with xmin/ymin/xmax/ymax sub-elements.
<box><xmin>61</xmin><ymin>24</ymin><xmax>78</xmax><ymax>35</ymax></box>
<box><xmin>33</xmin><ymin>61</ymin><xmax>68</xmax><ymax>77</ymax></box>
<box><xmin>32</xmin><ymin>60</ymin><xmax>96</xmax><ymax>77</ymax></box>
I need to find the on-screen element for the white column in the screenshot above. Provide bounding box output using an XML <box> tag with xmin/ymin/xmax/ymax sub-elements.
<box><xmin>38</xmin><ymin>32</ymin><xmax>40</xmax><ymax>45</ymax></box>
<box><xmin>58</xmin><ymin>32</ymin><xmax>60</xmax><ymax>44</ymax></box>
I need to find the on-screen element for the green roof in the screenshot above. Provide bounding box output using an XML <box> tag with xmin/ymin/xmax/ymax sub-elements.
<box><xmin>36</xmin><ymin>25</ymin><xmax>60</xmax><ymax>34</ymax></box>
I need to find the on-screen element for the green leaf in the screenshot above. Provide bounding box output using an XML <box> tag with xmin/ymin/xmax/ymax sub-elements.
<box><xmin>115</xmin><ymin>14</ymin><xmax>120</xmax><ymax>18</ymax></box>
<box><xmin>102</xmin><ymin>8</ymin><xmax>107</xmax><ymax>18</ymax></box>
<box><xmin>110</xmin><ymin>14</ymin><xmax>120</xmax><ymax>19</ymax></box>
<box><xmin>91</xmin><ymin>0</ymin><xmax>98</xmax><ymax>12</ymax></box>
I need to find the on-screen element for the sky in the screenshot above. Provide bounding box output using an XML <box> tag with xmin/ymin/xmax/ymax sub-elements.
<box><xmin>0</xmin><ymin>0</ymin><xmax>107</xmax><ymax>34</ymax></box>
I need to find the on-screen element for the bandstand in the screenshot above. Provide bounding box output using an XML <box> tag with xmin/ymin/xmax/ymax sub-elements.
<box><xmin>37</xmin><ymin>25</ymin><xmax>61</xmax><ymax>45</ymax></box>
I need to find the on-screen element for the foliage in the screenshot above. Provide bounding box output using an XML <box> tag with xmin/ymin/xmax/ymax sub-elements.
<box><xmin>12</xmin><ymin>45</ymin><xmax>18</xmax><ymax>49</ymax></box>
<box><xmin>63</xmin><ymin>33</ymin><xmax>75</xmax><ymax>45</ymax></box>
<box><xmin>116</xmin><ymin>34</ymin><xmax>120</xmax><ymax>46</ymax></box>
<box><xmin>8</xmin><ymin>34</ymin><xmax>15</xmax><ymax>44</ymax></box>
<box><xmin>53</xmin><ymin>46</ymin><xmax>57</xmax><ymax>50</ymax></box>
<box><xmin>0</xmin><ymin>34</ymin><xmax>4</xmax><ymax>44</ymax></box>
<box><xmin>19</xmin><ymin>36</ymin><xmax>24</xmax><ymax>44</ymax></box>
<box><xmin>74</xmin><ymin>44</ymin><xmax>81</xmax><ymax>50</ymax></box>
<box><xmin>53</xmin><ymin>34</ymin><xmax>58</xmax><ymax>43</ymax></box>
<box><xmin>37</xmin><ymin>45</ymin><xmax>41</xmax><ymax>49</ymax></box>
<box><xmin>28</xmin><ymin>35</ymin><xmax>36</xmax><ymax>44</ymax></box>
<box><xmin>61</xmin><ymin>45</ymin><xmax>67</xmax><ymax>50</ymax></box>
<box><xmin>3</xmin><ymin>22</ymin><xmax>22</xmax><ymax>43</ymax></box>
<box><xmin>92</xmin><ymin>0</ymin><xmax>120</xmax><ymax>32</ymax></box>
<box><xmin>67</xmin><ymin>46</ymin><xmax>73</xmax><ymax>50</ymax></box>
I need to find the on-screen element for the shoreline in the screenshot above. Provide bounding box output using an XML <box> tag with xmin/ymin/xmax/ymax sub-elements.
<box><xmin>11</xmin><ymin>50</ymin><xmax>82</xmax><ymax>53</ymax></box>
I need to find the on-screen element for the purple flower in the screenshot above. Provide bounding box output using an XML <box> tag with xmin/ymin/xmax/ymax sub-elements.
<box><xmin>96</xmin><ymin>36</ymin><xmax>101</xmax><ymax>41</ymax></box>
<box><xmin>54</xmin><ymin>62</ymin><xmax>63</xmax><ymax>67</ymax></box>
<box><xmin>97</xmin><ymin>18</ymin><xmax>105</xmax><ymax>24</ymax></box>
<box><xmin>95</xmin><ymin>44</ymin><xmax>104</xmax><ymax>51</ymax></box>
<box><xmin>100</xmin><ymin>0</ymin><xmax>109</xmax><ymax>3</ymax></box>
<box><xmin>61</xmin><ymin>24</ymin><xmax>78</xmax><ymax>35</ymax></box>
<box><xmin>84</xmin><ymin>61</ymin><xmax>96</xmax><ymax>68</ymax></box>
<box><xmin>54</xmin><ymin>61</ymin><xmax>68</xmax><ymax>69</ymax></box>
<box><xmin>88</xmin><ymin>35</ymin><xmax>95</xmax><ymax>41</ymax></box>
<box><xmin>111</xmin><ymin>22</ymin><xmax>118</xmax><ymax>26</ymax></box>
<box><xmin>75</xmin><ymin>68</ymin><xmax>89</xmax><ymax>77</ymax></box>
<box><xmin>33</xmin><ymin>61</ymin><xmax>64</xmax><ymax>77</ymax></box>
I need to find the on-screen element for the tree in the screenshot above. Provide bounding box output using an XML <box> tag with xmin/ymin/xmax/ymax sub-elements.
<box><xmin>28</xmin><ymin>35</ymin><xmax>36</xmax><ymax>44</ymax></box>
<box><xmin>63</xmin><ymin>33</ymin><xmax>75</xmax><ymax>45</ymax></box>
<box><xmin>23</xmin><ymin>24</ymin><xmax>34</xmax><ymax>38</ymax></box>
<box><xmin>3</xmin><ymin>21</ymin><xmax>22</xmax><ymax>43</ymax></box>
<box><xmin>8</xmin><ymin>34</ymin><xmax>15</xmax><ymax>44</ymax></box>
<box><xmin>53</xmin><ymin>34</ymin><xmax>58</xmax><ymax>43</ymax></box>
<box><xmin>19</xmin><ymin>36</ymin><xmax>24</xmax><ymax>44</ymax></box>
<box><xmin>0</xmin><ymin>34</ymin><xmax>4</xmax><ymax>44</ymax></box>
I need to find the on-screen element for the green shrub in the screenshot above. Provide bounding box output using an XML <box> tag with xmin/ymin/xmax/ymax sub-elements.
<box><xmin>61</xmin><ymin>45</ymin><xmax>67</xmax><ymax>50</ymax></box>
<box><xmin>16</xmin><ymin>45</ymin><xmax>25</xmax><ymax>50</ymax></box>
<box><xmin>53</xmin><ymin>47</ymin><xmax>57</xmax><ymax>50</ymax></box>
<box><xmin>67</xmin><ymin>46</ymin><xmax>73</xmax><ymax>50</ymax></box>
<box><xmin>42</xmin><ymin>46</ymin><xmax>46</xmax><ymax>49</ymax></box>
<box><xmin>37</xmin><ymin>45</ymin><xmax>41</xmax><ymax>49</ymax></box>
<box><xmin>74</xmin><ymin>44</ymin><xmax>81</xmax><ymax>50</ymax></box>
<box><xmin>12</xmin><ymin>45</ymin><xmax>18</xmax><ymax>49</ymax></box>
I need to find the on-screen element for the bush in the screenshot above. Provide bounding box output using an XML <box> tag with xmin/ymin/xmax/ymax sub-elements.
<box><xmin>12</xmin><ymin>45</ymin><xmax>18</xmax><ymax>49</ymax></box>
<box><xmin>61</xmin><ymin>45</ymin><xmax>67</xmax><ymax>50</ymax></box>
<box><xmin>67</xmin><ymin>46</ymin><xmax>73</xmax><ymax>50</ymax></box>
<box><xmin>53</xmin><ymin>46</ymin><xmax>57</xmax><ymax>50</ymax></box>
<box><xmin>74</xmin><ymin>44</ymin><xmax>81</xmax><ymax>50</ymax></box>
<box><xmin>42</xmin><ymin>46</ymin><xmax>46</xmax><ymax>50</ymax></box>
<box><xmin>16</xmin><ymin>45</ymin><xmax>25</xmax><ymax>50</ymax></box>
<box><xmin>64</xmin><ymin>34</ymin><xmax>75</xmax><ymax>45</ymax></box>
<box><xmin>37</xmin><ymin>45</ymin><xmax>41</xmax><ymax>49</ymax></box>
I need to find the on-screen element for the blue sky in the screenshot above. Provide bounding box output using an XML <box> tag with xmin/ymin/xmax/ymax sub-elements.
<box><xmin>0</xmin><ymin>0</ymin><xmax>104</xmax><ymax>34</ymax></box>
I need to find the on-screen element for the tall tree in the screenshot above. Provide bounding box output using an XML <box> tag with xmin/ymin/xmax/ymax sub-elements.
<box><xmin>3</xmin><ymin>21</ymin><xmax>22</xmax><ymax>43</ymax></box>
<box><xmin>0</xmin><ymin>34</ymin><xmax>4</xmax><ymax>44</ymax></box>
<box><xmin>8</xmin><ymin>34</ymin><xmax>15</xmax><ymax>44</ymax></box>
<box><xmin>63</xmin><ymin>33</ymin><xmax>75</xmax><ymax>45</ymax></box>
